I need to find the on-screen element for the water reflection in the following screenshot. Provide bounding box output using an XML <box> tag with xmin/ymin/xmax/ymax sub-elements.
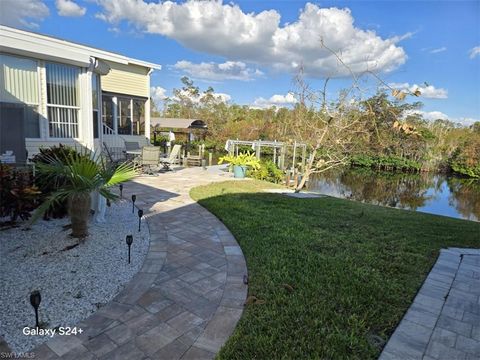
<box><xmin>307</xmin><ymin>167</ymin><xmax>480</xmax><ymax>221</ymax></box>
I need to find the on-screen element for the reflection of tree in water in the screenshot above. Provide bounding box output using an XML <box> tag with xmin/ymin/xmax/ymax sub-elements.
<box><xmin>342</xmin><ymin>168</ymin><xmax>436</xmax><ymax>210</ymax></box>
<box><xmin>310</xmin><ymin>168</ymin><xmax>436</xmax><ymax>210</ymax></box>
<box><xmin>447</xmin><ymin>178</ymin><xmax>480</xmax><ymax>221</ymax></box>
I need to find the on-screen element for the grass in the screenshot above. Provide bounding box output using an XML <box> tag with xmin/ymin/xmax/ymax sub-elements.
<box><xmin>190</xmin><ymin>180</ymin><xmax>480</xmax><ymax>360</ymax></box>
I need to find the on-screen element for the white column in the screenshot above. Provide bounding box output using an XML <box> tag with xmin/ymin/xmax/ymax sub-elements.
<box><xmin>97</xmin><ymin>74</ymin><xmax>103</xmax><ymax>144</ymax></box>
<box><xmin>79</xmin><ymin>69</ymin><xmax>94</xmax><ymax>151</ymax></box>
<box><xmin>145</xmin><ymin>69</ymin><xmax>152</xmax><ymax>141</ymax></box>
<box><xmin>112</xmin><ymin>96</ymin><xmax>118</xmax><ymax>135</ymax></box>
<box><xmin>130</xmin><ymin>98</ymin><xmax>134</xmax><ymax>135</ymax></box>
<box><xmin>38</xmin><ymin>61</ymin><xmax>49</xmax><ymax>140</ymax></box>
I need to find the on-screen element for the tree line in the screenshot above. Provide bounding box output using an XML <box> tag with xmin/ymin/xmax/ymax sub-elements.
<box><xmin>153</xmin><ymin>76</ymin><xmax>480</xmax><ymax>179</ymax></box>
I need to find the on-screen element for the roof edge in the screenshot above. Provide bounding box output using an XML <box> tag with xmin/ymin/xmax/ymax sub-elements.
<box><xmin>0</xmin><ymin>25</ymin><xmax>161</xmax><ymax>70</ymax></box>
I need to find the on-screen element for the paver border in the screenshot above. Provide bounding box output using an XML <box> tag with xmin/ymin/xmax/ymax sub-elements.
<box><xmin>380</xmin><ymin>247</ymin><xmax>480</xmax><ymax>360</ymax></box>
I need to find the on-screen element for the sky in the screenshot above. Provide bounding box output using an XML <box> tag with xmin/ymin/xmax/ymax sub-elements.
<box><xmin>1</xmin><ymin>0</ymin><xmax>479</xmax><ymax>125</ymax></box>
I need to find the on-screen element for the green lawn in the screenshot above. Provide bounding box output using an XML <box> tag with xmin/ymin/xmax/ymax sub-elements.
<box><xmin>190</xmin><ymin>180</ymin><xmax>480</xmax><ymax>360</ymax></box>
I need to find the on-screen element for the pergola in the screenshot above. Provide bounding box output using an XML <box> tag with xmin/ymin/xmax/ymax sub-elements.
<box><xmin>150</xmin><ymin>118</ymin><xmax>208</xmax><ymax>153</ymax></box>
<box><xmin>150</xmin><ymin>118</ymin><xmax>207</xmax><ymax>131</ymax></box>
<box><xmin>226</xmin><ymin>139</ymin><xmax>307</xmax><ymax>171</ymax></box>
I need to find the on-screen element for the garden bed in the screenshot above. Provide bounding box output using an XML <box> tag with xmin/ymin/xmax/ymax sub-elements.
<box><xmin>0</xmin><ymin>200</ymin><xmax>149</xmax><ymax>353</ymax></box>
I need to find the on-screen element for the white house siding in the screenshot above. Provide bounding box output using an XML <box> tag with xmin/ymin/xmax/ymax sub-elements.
<box><xmin>24</xmin><ymin>64</ymin><xmax>94</xmax><ymax>156</ymax></box>
<box><xmin>1</xmin><ymin>25</ymin><xmax>159</xmax><ymax>159</ymax></box>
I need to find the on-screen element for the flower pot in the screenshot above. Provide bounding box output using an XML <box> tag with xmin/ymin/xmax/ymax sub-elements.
<box><xmin>68</xmin><ymin>193</ymin><xmax>91</xmax><ymax>238</ymax></box>
<box><xmin>233</xmin><ymin>165</ymin><xmax>247</xmax><ymax>178</ymax></box>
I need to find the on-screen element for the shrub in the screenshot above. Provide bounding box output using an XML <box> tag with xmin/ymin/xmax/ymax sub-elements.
<box><xmin>32</xmin><ymin>145</ymin><xmax>90</xmax><ymax>219</ymax></box>
<box><xmin>350</xmin><ymin>154</ymin><xmax>421</xmax><ymax>172</ymax></box>
<box><xmin>32</xmin><ymin>150</ymin><xmax>138</xmax><ymax>238</ymax></box>
<box><xmin>449</xmin><ymin>135</ymin><xmax>480</xmax><ymax>178</ymax></box>
<box><xmin>218</xmin><ymin>152</ymin><xmax>261</xmax><ymax>169</ymax></box>
<box><xmin>248</xmin><ymin>160</ymin><xmax>284</xmax><ymax>183</ymax></box>
<box><xmin>0</xmin><ymin>164</ymin><xmax>41</xmax><ymax>223</ymax></box>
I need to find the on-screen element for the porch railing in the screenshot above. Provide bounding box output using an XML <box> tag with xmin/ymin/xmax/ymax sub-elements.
<box><xmin>103</xmin><ymin>123</ymin><xmax>115</xmax><ymax>135</ymax></box>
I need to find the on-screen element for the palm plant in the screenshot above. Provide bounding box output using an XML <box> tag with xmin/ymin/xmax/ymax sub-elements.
<box><xmin>32</xmin><ymin>151</ymin><xmax>138</xmax><ymax>238</ymax></box>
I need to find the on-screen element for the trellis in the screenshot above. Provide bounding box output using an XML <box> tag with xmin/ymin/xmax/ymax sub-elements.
<box><xmin>225</xmin><ymin>139</ymin><xmax>308</xmax><ymax>172</ymax></box>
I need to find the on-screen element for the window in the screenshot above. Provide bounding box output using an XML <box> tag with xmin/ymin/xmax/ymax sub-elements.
<box><xmin>101</xmin><ymin>95</ymin><xmax>146</xmax><ymax>135</ymax></box>
<box><xmin>0</xmin><ymin>54</ymin><xmax>40</xmax><ymax>138</ymax></box>
<box><xmin>102</xmin><ymin>95</ymin><xmax>114</xmax><ymax>133</ymax></box>
<box><xmin>117</xmin><ymin>98</ymin><xmax>132</xmax><ymax>135</ymax></box>
<box><xmin>132</xmin><ymin>99</ymin><xmax>145</xmax><ymax>135</ymax></box>
<box><xmin>46</xmin><ymin>62</ymin><xmax>80</xmax><ymax>138</ymax></box>
<box><xmin>92</xmin><ymin>74</ymin><xmax>100</xmax><ymax>139</ymax></box>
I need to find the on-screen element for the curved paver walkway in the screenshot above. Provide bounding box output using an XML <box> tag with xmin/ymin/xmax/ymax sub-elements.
<box><xmin>380</xmin><ymin>248</ymin><xmax>480</xmax><ymax>360</ymax></box>
<box><xmin>28</xmin><ymin>166</ymin><xmax>248</xmax><ymax>360</ymax></box>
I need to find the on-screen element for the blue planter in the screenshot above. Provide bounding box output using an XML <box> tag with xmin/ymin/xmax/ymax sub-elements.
<box><xmin>233</xmin><ymin>165</ymin><xmax>247</xmax><ymax>178</ymax></box>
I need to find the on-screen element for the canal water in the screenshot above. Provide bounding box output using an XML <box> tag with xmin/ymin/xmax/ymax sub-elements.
<box><xmin>307</xmin><ymin>167</ymin><xmax>480</xmax><ymax>222</ymax></box>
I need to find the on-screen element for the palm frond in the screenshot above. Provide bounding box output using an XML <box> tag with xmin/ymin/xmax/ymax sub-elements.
<box><xmin>103</xmin><ymin>161</ymin><xmax>139</xmax><ymax>187</ymax></box>
<box><xmin>29</xmin><ymin>189</ymin><xmax>72</xmax><ymax>224</ymax></box>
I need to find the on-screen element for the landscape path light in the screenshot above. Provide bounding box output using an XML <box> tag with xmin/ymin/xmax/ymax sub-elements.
<box><xmin>126</xmin><ymin>235</ymin><xmax>133</xmax><ymax>264</ymax></box>
<box><xmin>138</xmin><ymin>209</ymin><xmax>143</xmax><ymax>232</ymax></box>
<box><xmin>119</xmin><ymin>184</ymin><xmax>123</xmax><ymax>198</ymax></box>
<box><xmin>29</xmin><ymin>290</ymin><xmax>41</xmax><ymax>328</ymax></box>
<box><xmin>131</xmin><ymin>194</ymin><xmax>136</xmax><ymax>213</ymax></box>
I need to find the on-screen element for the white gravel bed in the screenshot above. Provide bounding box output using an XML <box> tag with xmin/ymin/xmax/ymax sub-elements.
<box><xmin>0</xmin><ymin>200</ymin><xmax>150</xmax><ymax>353</ymax></box>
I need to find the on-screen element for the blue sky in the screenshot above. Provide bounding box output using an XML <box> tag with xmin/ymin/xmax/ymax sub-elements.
<box><xmin>1</xmin><ymin>0</ymin><xmax>479</xmax><ymax>124</ymax></box>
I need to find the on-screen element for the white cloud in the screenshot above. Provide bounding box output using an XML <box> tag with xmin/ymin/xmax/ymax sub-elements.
<box><xmin>469</xmin><ymin>46</ymin><xmax>480</xmax><ymax>59</ymax></box>
<box><xmin>252</xmin><ymin>92</ymin><xmax>297</xmax><ymax>108</ymax></box>
<box><xmin>209</xmin><ymin>92</ymin><xmax>231</xmax><ymax>103</ymax></box>
<box><xmin>405</xmin><ymin>110</ymin><xmax>478</xmax><ymax>126</ymax></box>
<box><xmin>56</xmin><ymin>0</ymin><xmax>86</xmax><ymax>17</ymax></box>
<box><xmin>430</xmin><ymin>47</ymin><xmax>446</xmax><ymax>54</ymax></box>
<box><xmin>150</xmin><ymin>86</ymin><xmax>168</xmax><ymax>103</ymax></box>
<box><xmin>97</xmin><ymin>1</ymin><xmax>408</xmax><ymax>78</ymax></box>
<box><xmin>389</xmin><ymin>82</ymin><xmax>448</xmax><ymax>99</ymax></box>
<box><xmin>173</xmin><ymin>60</ymin><xmax>263</xmax><ymax>81</ymax></box>
<box><xmin>0</xmin><ymin>0</ymin><xmax>49</xmax><ymax>28</ymax></box>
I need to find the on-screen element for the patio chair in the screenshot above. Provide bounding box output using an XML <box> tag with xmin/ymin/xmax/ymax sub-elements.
<box><xmin>125</xmin><ymin>142</ymin><xmax>140</xmax><ymax>151</ymax></box>
<box><xmin>103</xmin><ymin>142</ymin><xmax>123</xmax><ymax>165</ymax></box>
<box><xmin>160</xmin><ymin>144</ymin><xmax>182</xmax><ymax>170</ymax></box>
<box><xmin>133</xmin><ymin>146</ymin><xmax>161</xmax><ymax>174</ymax></box>
<box><xmin>123</xmin><ymin>141</ymin><xmax>141</xmax><ymax>160</ymax></box>
<box><xmin>186</xmin><ymin>144</ymin><xmax>205</xmax><ymax>166</ymax></box>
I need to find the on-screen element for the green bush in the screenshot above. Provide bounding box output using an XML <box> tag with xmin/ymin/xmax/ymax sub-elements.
<box><xmin>218</xmin><ymin>152</ymin><xmax>261</xmax><ymax>169</ymax></box>
<box><xmin>449</xmin><ymin>137</ymin><xmax>480</xmax><ymax>178</ymax></box>
<box><xmin>0</xmin><ymin>164</ymin><xmax>40</xmax><ymax>223</ymax></box>
<box><xmin>350</xmin><ymin>154</ymin><xmax>421</xmax><ymax>172</ymax></box>
<box><xmin>248</xmin><ymin>160</ymin><xmax>284</xmax><ymax>183</ymax></box>
<box><xmin>32</xmin><ymin>145</ymin><xmax>90</xmax><ymax>219</ymax></box>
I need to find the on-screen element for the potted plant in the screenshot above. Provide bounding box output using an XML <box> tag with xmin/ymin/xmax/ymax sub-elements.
<box><xmin>218</xmin><ymin>152</ymin><xmax>260</xmax><ymax>178</ymax></box>
<box><xmin>31</xmin><ymin>150</ymin><xmax>138</xmax><ymax>238</ymax></box>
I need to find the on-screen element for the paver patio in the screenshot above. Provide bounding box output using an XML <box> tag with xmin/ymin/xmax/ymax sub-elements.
<box><xmin>380</xmin><ymin>248</ymin><xmax>480</xmax><ymax>360</ymax></box>
<box><xmin>25</xmin><ymin>166</ymin><xmax>248</xmax><ymax>359</ymax></box>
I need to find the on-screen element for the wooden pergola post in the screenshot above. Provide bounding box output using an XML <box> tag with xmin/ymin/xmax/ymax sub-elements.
<box><xmin>273</xmin><ymin>140</ymin><xmax>277</xmax><ymax>165</ymax></box>
<box><xmin>292</xmin><ymin>141</ymin><xmax>297</xmax><ymax>171</ymax></box>
<box><xmin>279</xmin><ymin>144</ymin><xmax>286</xmax><ymax>170</ymax></box>
<box><xmin>301</xmin><ymin>145</ymin><xmax>307</xmax><ymax>173</ymax></box>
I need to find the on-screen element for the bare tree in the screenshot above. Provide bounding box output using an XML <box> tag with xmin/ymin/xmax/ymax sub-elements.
<box><xmin>291</xmin><ymin>41</ymin><xmax>420</xmax><ymax>192</ymax></box>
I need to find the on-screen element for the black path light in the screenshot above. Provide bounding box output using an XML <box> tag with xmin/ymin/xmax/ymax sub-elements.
<box><xmin>119</xmin><ymin>184</ymin><xmax>123</xmax><ymax>199</ymax></box>
<box><xmin>126</xmin><ymin>235</ymin><xmax>133</xmax><ymax>264</ymax></box>
<box><xmin>131</xmin><ymin>194</ymin><xmax>136</xmax><ymax>213</ymax></box>
<box><xmin>137</xmin><ymin>209</ymin><xmax>143</xmax><ymax>232</ymax></box>
<box><xmin>29</xmin><ymin>290</ymin><xmax>41</xmax><ymax>328</ymax></box>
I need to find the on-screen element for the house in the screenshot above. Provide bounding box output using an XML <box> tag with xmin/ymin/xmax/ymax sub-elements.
<box><xmin>0</xmin><ymin>25</ymin><xmax>161</xmax><ymax>163</ymax></box>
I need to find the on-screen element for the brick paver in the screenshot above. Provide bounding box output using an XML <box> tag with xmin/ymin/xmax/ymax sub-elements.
<box><xmin>25</xmin><ymin>166</ymin><xmax>247</xmax><ymax>359</ymax></box>
<box><xmin>380</xmin><ymin>248</ymin><xmax>480</xmax><ymax>360</ymax></box>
